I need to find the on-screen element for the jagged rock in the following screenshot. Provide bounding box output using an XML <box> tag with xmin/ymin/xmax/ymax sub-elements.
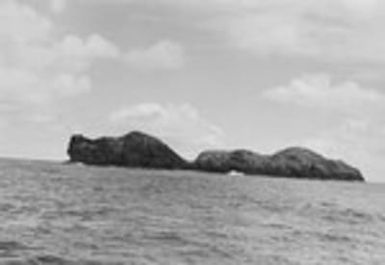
<box><xmin>67</xmin><ymin>131</ymin><xmax>188</xmax><ymax>169</ymax></box>
<box><xmin>194</xmin><ymin>147</ymin><xmax>364</xmax><ymax>181</ymax></box>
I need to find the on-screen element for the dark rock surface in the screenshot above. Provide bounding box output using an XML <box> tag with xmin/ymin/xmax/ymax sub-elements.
<box><xmin>194</xmin><ymin>147</ymin><xmax>364</xmax><ymax>181</ymax></box>
<box><xmin>67</xmin><ymin>131</ymin><xmax>188</xmax><ymax>169</ymax></box>
<box><xmin>67</xmin><ymin>131</ymin><xmax>364</xmax><ymax>181</ymax></box>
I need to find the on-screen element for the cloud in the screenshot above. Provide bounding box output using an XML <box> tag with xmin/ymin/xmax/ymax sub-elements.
<box><xmin>125</xmin><ymin>40</ymin><xmax>185</xmax><ymax>70</ymax></box>
<box><xmin>263</xmin><ymin>74</ymin><xmax>385</xmax><ymax>116</ymax></box>
<box><xmin>55</xmin><ymin>0</ymin><xmax>385</xmax><ymax>63</ymax></box>
<box><xmin>88</xmin><ymin>0</ymin><xmax>385</xmax><ymax>63</ymax></box>
<box><xmin>56</xmin><ymin>34</ymin><xmax>120</xmax><ymax>59</ymax></box>
<box><xmin>0</xmin><ymin>69</ymin><xmax>91</xmax><ymax>105</ymax></box>
<box><xmin>0</xmin><ymin>0</ymin><xmax>52</xmax><ymax>43</ymax></box>
<box><xmin>51</xmin><ymin>0</ymin><xmax>67</xmax><ymax>13</ymax></box>
<box><xmin>0</xmin><ymin>1</ymin><xmax>119</xmax><ymax>112</ymax></box>
<box><xmin>109</xmin><ymin>103</ymin><xmax>224</xmax><ymax>158</ymax></box>
<box><xmin>341</xmin><ymin>0</ymin><xmax>379</xmax><ymax>18</ymax></box>
<box><xmin>212</xmin><ymin>0</ymin><xmax>385</xmax><ymax>63</ymax></box>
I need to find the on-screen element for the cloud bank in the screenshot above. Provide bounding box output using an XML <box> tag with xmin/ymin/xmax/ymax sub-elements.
<box><xmin>85</xmin><ymin>0</ymin><xmax>385</xmax><ymax>63</ymax></box>
<box><xmin>0</xmin><ymin>1</ymin><xmax>119</xmax><ymax>112</ymax></box>
<box><xmin>263</xmin><ymin>74</ymin><xmax>385</xmax><ymax>116</ymax></box>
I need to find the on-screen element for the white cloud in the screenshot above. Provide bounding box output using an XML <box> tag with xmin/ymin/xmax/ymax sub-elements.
<box><xmin>56</xmin><ymin>34</ymin><xmax>120</xmax><ymax>59</ymax></box>
<box><xmin>125</xmin><ymin>40</ymin><xmax>185</xmax><ymax>70</ymax></box>
<box><xmin>0</xmin><ymin>0</ymin><xmax>52</xmax><ymax>43</ymax></box>
<box><xmin>110</xmin><ymin>103</ymin><xmax>166</xmax><ymax>122</ymax></box>
<box><xmin>51</xmin><ymin>0</ymin><xmax>67</xmax><ymax>13</ymax></box>
<box><xmin>263</xmin><ymin>74</ymin><xmax>385</xmax><ymax>116</ymax></box>
<box><xmin>0</xmin><ymin>1</ymin><xmax>119</xmax><ymax>112</ymax></box>
<box><xmin>341</xmin><ymin>0</ymin><xmax>379</xmax><ymax>18</ymax></box>
<box><xmin>0</xmin><ymin>68</ymin><xmax>90</xmax><ymax>104</ymax></box>
<box><xmin>109</xmin><ymin>103</ymin><xmax>224</xmax><ymax>158</ymax></box>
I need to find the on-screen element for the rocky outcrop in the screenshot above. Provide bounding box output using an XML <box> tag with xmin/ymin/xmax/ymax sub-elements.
<box><xmin>67</xmin><ymin>131</ymin><xmax>364</xmax><ymax>181</ymax></box>
<box><xmin>67</xmin><ymin>131</ymin><xmax>188</xmax><ymax>169</ymax></box>
<box><xmin>194</xmin><ymin>147</ymin><xmax>364</xmax><ymax>181</ymax></box>
<box><xmin>193</xmin><ymin>149</ymin><xmax>269</xmax><ymax>174</ymax></box>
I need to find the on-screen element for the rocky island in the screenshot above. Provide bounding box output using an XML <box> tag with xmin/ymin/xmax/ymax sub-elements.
<box><xmin>67</xmin><ymin>131</ymin><xmax>364</xmax><ymax>182</ymax></box>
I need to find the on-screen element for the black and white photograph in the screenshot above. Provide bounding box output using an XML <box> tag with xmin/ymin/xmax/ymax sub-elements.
<box><xmin>0</xmin><ymin>0</ymin><xmax>384</xmax><ymax>264</ymax></box>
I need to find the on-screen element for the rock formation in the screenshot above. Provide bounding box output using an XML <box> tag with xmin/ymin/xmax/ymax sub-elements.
<box><xmin>67</xmin><ymin>131</ymin><xmax>364</xmax><ymax>181</ymax></box>
<box><xmin>194</xmin><ymin>147</ymin><xmax>364</xmax><ymax>181</ymax></box>
<box><xmin>67</xmin><ymin>131</ymin><xmax>188</xmax><ymax>169</ymax></box>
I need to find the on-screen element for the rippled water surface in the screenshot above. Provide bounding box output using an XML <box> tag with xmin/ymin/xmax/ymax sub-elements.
<box><xmin>0</xmin><ymin>159</ymin><xmax>384</xmax><ymax>265</ymax></box>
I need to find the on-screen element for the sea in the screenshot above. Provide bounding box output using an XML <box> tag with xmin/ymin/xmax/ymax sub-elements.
<box><xmin>0</xmin><ymin>158</ymin><xmax>384</xmax><ymax>265</ymax></box>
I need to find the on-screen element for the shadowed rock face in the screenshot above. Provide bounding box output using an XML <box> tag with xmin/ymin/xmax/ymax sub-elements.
<box><xmin>194</xmin><ymin>147</ymin><xmax>364</xmax><ymax>181</ymax></box>
<box><xmin>67</xmin><ymin>131</ymin><xmax>188</xmax><ymax>169</ymax></box>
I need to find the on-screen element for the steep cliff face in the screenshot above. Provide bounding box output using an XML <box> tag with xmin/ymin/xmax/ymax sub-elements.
<box><xmin>67</xmin><ymin>131</ymin><xmax>188</xmax><ymax>169</ymax></box>
<box><xmin>194</xmin><ymin>148</ymin><xmax>364</xmax><ymax>181</ymax></box>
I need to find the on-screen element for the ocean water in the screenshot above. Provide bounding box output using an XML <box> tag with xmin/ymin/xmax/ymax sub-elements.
<box><xmin>0</xmin><ymin>159</ymin><xmax>384</xmax><ymax>265</ymax></box>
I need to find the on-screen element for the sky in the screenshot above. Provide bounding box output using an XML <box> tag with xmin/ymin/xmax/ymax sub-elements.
<box><xmin>1</xmin><ymin>0</ymin><xmax>385</xmax><ymax>182</ymax></box>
